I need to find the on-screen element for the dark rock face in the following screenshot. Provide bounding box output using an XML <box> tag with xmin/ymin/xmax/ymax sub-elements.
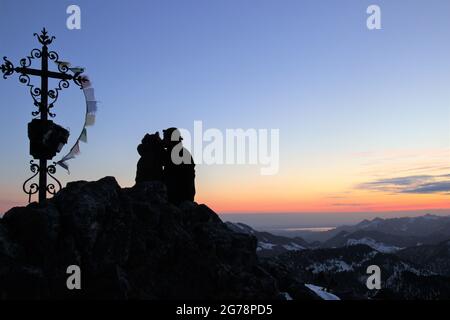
<box><xmin>0</xmin><ymin>177</ymin><xmax>278</xmax><ymax>300</ymax></box>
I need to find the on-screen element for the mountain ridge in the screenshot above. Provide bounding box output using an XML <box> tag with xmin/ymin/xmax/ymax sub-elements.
<box><xmin>0</xmin><ymin>177</ymin><xmax>279</xmax><ymax>299</ymax></box>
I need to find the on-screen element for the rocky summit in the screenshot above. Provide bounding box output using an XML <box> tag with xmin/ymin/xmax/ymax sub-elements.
<box><xmin>0</xmin><ymin>177</ymin><xmax>279</xmax><ymax>299</ymax></box>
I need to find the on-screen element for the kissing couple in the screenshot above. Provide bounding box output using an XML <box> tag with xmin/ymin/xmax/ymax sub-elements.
<box><xmin>135</xmin><ymin>127</ymin><xmax>195</xmax><ymax>205</ymax></box>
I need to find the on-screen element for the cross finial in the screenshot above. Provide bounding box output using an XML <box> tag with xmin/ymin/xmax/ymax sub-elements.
<box><xmin>34</xmin><ymin>28</ymin><xmax>55</xmax><ymax>46</ymax></box>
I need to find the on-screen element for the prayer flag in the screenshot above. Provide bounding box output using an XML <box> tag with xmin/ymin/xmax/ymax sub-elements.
<box><xmin>87</xmin><ymin>101</ymin><xmax>97</xmax><ymax>113</ymax></box>
<box><xmin>80</xmin><ymin>128</ymin><xmax>88</xmax><ymax>143</ymax></box>
<box><xmin>83</xmin><ymin>87</ymin><xmax>96</xmax><ymax>101</ymax></box>
<box><xmin>85</xmin><ymin>113</ymin><xmax>96</xmax><ymax>126</ymax></box>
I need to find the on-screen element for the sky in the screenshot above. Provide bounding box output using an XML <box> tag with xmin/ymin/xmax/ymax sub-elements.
<box><xmin>0</xmin><ymin>0</ymin><xmax>449</xmax><ymax>221</ymax></box>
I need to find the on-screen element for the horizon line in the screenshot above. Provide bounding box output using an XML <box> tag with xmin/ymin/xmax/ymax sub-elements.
<box><xmin>218</xmin><ymin>208</ymin><xmax>450</xmax><ymax>215</ymax></box>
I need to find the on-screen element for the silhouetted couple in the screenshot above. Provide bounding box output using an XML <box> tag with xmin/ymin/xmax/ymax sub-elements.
<box><xmin>135</xmin><ymin>128</ymin><xmax>195</xmax><ymax>205</ymax></box>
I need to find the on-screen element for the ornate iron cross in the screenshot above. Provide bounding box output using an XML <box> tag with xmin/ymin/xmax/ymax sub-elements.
<box><xmin>1</xmin><ymin>28</ymin><xmax>85</xmax><ymax>203</ymax></box>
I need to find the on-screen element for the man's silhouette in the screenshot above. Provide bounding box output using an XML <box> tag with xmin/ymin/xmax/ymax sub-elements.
<box><xmin>163</xmin><ymin>128</ymin><xmax>196</xmax><ymax>204</ymax></box>
<box><xmin>135</xmin><ymin>132</ymin><xmax>164</xmax><ymax>183</ymax></box>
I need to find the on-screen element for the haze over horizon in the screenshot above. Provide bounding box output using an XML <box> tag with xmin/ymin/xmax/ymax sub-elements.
<box><xmin>220</xmin><ymin>209</ymin><xmax>450</xmax><ymax>229</ymax></box>
<box><xmin>1</xmin><ymin>0</ymin><xmax>449</xmax><ymax>219</ymax></box>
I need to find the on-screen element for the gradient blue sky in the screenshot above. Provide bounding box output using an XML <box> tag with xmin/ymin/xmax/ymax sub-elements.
<box><xmin>0</xmin><ymin>0</ymin><xmax>449</xmax><ymax>216</ymax></box>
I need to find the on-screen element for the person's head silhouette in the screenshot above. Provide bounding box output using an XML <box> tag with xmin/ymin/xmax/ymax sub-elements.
<box><xmin>163</xmin><ymin>127</ymin><xmax>183</xmax><ymax>148</ymax></box>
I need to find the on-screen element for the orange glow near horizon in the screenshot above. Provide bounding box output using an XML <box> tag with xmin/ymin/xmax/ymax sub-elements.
<box><xmin>195</xmin><ymin>148</ymin><xmax>450</xmax><ymax>214</ymax></box>
<box><xmin>197</xmin><ymin>189</ymin><xmax>450</xmax><ymax>214</ymax></box>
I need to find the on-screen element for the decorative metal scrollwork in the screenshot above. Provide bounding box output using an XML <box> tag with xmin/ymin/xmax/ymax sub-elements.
<box><xmin>73</xmin><ymin>74</ymin><xmax>85</xmax><ymax>88</ymax></box>
<box><xmin>47</xmin><ymin>49</ymin><xmax>72</xmax><ymax>117</ymax></box>
<box><xmin>2</xmin><ymin>28</ymin><xmax>83</xmax><ymax>119</ymax></box>
<box><xmin>46</xmin><ymin>163</ymin><xmax>62</xmax><ymax>196</ymax></box>
<box><xmin>21</xmin><ymin>161</ymin><xmax>63</xmax><ymax>203</ymax></box>
<box><xmin>48</xmin><ymin>79</ymin><xmax>70</xmax><ymax>117</ymax></box>
<box><xmin>19</xmin><ymin>48</ymin><xmax>42</xmax><ymax>68</ymax></box>
<box><xmin>18</xmin><ymin>73</ymin><xmax>42</xmax><ymax>116</ymax></box>
<box><xmin>22</xmin><ymin>160</ymin><xmax>40</xmax><ymax>203</ymax></box>
<box><xmin>1</xmin><ymin>57</ymin><xmax>15</xmax><ymax>79</ymax></box>
<box><xmin>48</xmin><ymin>50</ymin><xmax>69</xmax><ymax>73</ymax></box>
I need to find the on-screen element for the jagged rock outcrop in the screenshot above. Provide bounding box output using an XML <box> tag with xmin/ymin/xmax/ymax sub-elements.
<box><xmin>0</xmin><ymin>177</ymin><xmax>278</xmax><ymax>299</ymax></box>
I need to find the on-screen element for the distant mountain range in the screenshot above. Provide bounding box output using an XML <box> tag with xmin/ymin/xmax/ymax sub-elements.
<box><xmin>324</xmin><ymin>214</ymin><xmax>450</xmax><ymax>239</ymax></box>
<box><xmin>226</xmin><ymin>214</ymin><xmax>450</xmax><ymax>299</ymax></box>
<box><xmin>227</xmin><ymin>214</ymin><xmax>450</xmax><ymax>256</ymax></box>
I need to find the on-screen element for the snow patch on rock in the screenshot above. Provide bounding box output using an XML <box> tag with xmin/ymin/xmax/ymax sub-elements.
<box><xmin>305</xmin><ymin>284</ymin><xmax>340</xmax><ymax>300</ymax></box>
<box><xmin>280</xmin><ymin>292</ymin><xmax>293</xmax><ymax>300</ymax></box>
<box><xmin>257</xmin><ymin>242</ymin><xmax>277</xmax><ymax>251</ymax></box>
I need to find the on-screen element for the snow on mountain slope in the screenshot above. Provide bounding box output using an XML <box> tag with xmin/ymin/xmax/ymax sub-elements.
<box><xmin>225</xmin><ymin>222</ymin><xmax>308</xmax><ymax>257</ymax></box>
<box><xmin>305</xmin><ymin>284</ymin><xmax>340</xmax><ymax>300</ymax></box>
<box><xmin>280</xmin><ymin>292</ymin><xmax>293</xmax><ymax>300</ymax></box>
<box><xmin>257</xmin><ymin>241</ymin><xmax>305</xmax><ymax>252</ymax></box>
<box><xmin>257</xmin><ymin>242</ymin><xmax>277</xmax><ymax>250</ymax></box>
<box><xmin>308</xmin><ymin>258</ymin><xmax>353</xmax><ymax>273</ymax></box>
<box><xmin>283</xmin><ymin>242</ymin><xmax>306</xmax><ymax>251</ymax></box>
<box><xmin>347</xmin><ymin>237</ymin><xmax>402</xmax><ymax>253</ymax></box>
